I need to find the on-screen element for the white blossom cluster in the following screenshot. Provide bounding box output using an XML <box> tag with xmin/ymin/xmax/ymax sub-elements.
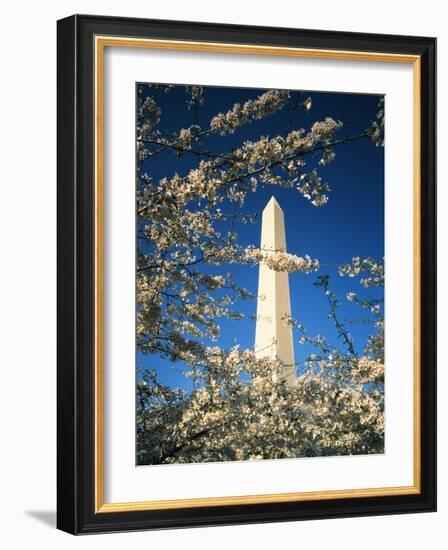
<box><xmin>137</xmin><ymin>342</ymin><xmax>384</xmax><ymax>465</ymax></box>
<box><xmin>210</xmin><ymin>89</ymin><xmax>290</xmax><ymax>135</ymax></box>
<box><xmin>185</xmin><ymin>85</ymin><xmax>204</xmax><ymax>110</ymax></box>
<box><xmin>244</xmin><ymin>247</ymin><xmax>319</xmax><ymax>272</ymax></box>
<box><xmin>310</xmin><ymin>117</ymin><xmax>343</xmax><ymax>141</ymax></box>
<box><xmin>137</xmin><ymin>97</ymin><xmax>161</xmax><ymax>140</ymax></box>
<box><xmin>350</xmin><ymin>357</ymin><xmax>384</xmax><ymax>385</ymax></box>
<box><xmin>339</xmin><ymin>257</ymin><xmax>384</xmax><ymax>287</ymax></box>
<box><xmin>367</xmin><ymin>97</ymin><xmax>385</xmax><ymax>147</ymax></box>
<box><xmin>147</xmin><ymin>117</ymin><xmax>342</xmax><ymax>211</ymax></box>
<box><xmin>137</xmin><ymin>259</ymin><xmax>385</xmax><ymax>465</ymax></box>
<box><xmin>135</xmin><ymin>86</ymin><xmax>385</xmax><ymax>465</ymax></box>
<box><xmin>297</xmin><ymin>169</ymin><xmax>331</xmax><ymax>206</ymax></box>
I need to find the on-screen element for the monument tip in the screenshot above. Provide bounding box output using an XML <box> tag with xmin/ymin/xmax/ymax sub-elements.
<box><xmin>264</xmin><ymin>195</ymin><xmax>283</xmax><ymax>212</ymax></box>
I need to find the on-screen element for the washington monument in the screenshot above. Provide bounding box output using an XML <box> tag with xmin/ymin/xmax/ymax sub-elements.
<box><xmin>254</xmin><ymin>196</ymin><xmax>295</xmax><ymax>384</ymax></box>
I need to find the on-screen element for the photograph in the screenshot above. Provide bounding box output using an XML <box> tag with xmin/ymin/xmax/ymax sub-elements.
<box><xmin>0</xmin><ymin>0</ymin><xmax>441</xmax><ymax>544</ymax></box>
<box><xmin>53</xmin><ymin>13</ymin><xmax>436</xmax><ymax>534</ymax></box>
<box><xmin>135</xmin><ymin>83</ymin><xmax>386</xmax><ymax>466</ymax></box>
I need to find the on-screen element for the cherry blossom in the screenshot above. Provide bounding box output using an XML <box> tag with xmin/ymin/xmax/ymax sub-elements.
<box><xmin>135</xmin><ymin>85</ymin><xmax>385</xmax><ymax>464</ymax></box>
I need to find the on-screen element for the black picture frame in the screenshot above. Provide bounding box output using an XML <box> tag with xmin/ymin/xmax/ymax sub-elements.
<box><xmin>57</xmin><ymin>14</ymin><xmax>436</xmax><ymax>535</ymax></box>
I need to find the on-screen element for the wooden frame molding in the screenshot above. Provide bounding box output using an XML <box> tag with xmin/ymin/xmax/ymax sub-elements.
<box><xmin>57</xmin><ymin>15</ymin><xmax>436</xmax><ymax>534</ymax></box>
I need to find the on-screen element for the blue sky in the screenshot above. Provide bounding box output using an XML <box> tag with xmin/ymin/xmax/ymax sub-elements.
<box><xmin>137</xmin><ymin>83</ymin><xmax>384</xmax><ymax>389</ymax></box>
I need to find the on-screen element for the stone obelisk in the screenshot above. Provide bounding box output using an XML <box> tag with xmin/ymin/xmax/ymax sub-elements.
<box><xmin>254</xmin><ymin>196</ymin><xmax>295</xmax><ymax>385</ymax></box>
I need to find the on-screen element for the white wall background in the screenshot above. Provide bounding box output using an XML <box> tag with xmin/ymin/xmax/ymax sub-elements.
<box><xmin>0</xmin><ymin>1</ymin><xmax>444</xmax><ymax>547</ymax></box>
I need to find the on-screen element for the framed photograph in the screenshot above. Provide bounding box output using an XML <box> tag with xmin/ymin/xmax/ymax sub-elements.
<box><xmin>57</xmin><ymin>14</ymin><xmax>436</xmax><ymax>534</ymax></box>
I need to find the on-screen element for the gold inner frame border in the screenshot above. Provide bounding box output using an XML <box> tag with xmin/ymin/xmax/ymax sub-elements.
<box><xmin>94</xmin><ymin>35</ymin><xmax>421</xmax><ymax>513</ymax></box>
